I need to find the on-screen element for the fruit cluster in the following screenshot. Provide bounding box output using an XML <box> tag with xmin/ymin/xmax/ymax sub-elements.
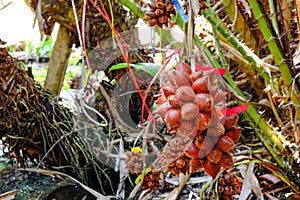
<box><xmin>155</xmin><ymin>62</ymin><xmax>242</xmax><ymax>177</ymax></box>
<box><xmin>144</xmin><ymin>0</ymin><xmax>176</xmax><ymax>28</ymax></box>
<box><xmin>164</xmin><ymin>135</ymin><xmax>193</xmax><ymax>175</ymax></box>
<box><xmin>217</xmin><ymin>172</ymin><xmax>240</xmax><ymax>200</ymax></box>
<box><xmin>125</xmin><ymin>151</ymin><xmax>143</xmax><ymax>174</ymax></box>
<box><xmin>141</xmin><ymin>169</ymin><xmax>162</xmax><ymax>191</ymax></box>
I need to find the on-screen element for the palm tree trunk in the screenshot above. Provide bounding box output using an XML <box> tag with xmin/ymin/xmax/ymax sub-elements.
<box><xmin>44</xmin><ymin>26</ymin><xmax>71</xmax><ymax>95</ymax></box>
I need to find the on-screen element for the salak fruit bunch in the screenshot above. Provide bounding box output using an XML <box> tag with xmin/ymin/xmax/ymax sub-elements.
<box><xmin>155</xmin><ymin>62</ymin><xmax>242</xmax><ymax>178</ymax></box>
<box><xmin>144</xmin><ymin>0</ymin><xmax>176</xmax><ymax>27</ymax></box>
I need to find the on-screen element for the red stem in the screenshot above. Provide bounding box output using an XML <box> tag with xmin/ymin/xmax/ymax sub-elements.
<box><xmin>141</xmin><ymin>50</ymin><xmax>179</xmax><ymax>124</ymax></box>
<box><xmin>89</xmin><ymin>0</ymin><xmax>167</xmax><ymax>164</ymax></box>
<box><xmin>88</xmin><ymin>0</ymin><xmax>152</xmax><ymax>116</ymax></box>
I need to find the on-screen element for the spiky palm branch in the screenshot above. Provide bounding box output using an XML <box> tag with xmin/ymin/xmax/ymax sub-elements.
<box><xmin>200</xmin><ymin>0</ymin><xmax>300</xmax><ymax>192</ymax></box>
<box><xmin>202</xmin><ymin>0</ymin><xmax>300</xmax><ymax>165</ymax></box>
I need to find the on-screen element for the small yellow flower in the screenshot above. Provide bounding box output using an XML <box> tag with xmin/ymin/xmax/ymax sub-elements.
<box><xmin>131</xmin><ymin>147</ymin><xmax>142</xmax><ymax>153</ymax></box>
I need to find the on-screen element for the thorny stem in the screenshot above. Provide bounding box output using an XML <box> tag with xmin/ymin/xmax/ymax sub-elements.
<box><xmin>201</xmin><ymin>8</ymin><xmax>273</xmax><ymax>86</ymax></box>
<box><xmin>209</xmin><ymin>15</ymin><xmax>285</xmax><ymax>166</ymax></box>
<box><xmin>248</xmin><ymin>0</ymin><xmax>300</xmax><ymax>104</ymax></box>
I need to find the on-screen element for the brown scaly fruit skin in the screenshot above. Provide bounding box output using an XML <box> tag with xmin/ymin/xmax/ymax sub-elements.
<box><xmin>218</xmin><ymin>152</ymin><xmax>234</xmax><ymax>169</ymax></box>
<box><xmin>197</xmin><ymin>113</ymin><xmax>211</xmax><ymax>130</ymax></box>
<box><xmin>195</xmin><ymin>93</ymin><xmax>212</xmax><ymax>112</ymax></box>
<box><xmin>189</xmin><ymin>71</ymin><xmax>203</xmax><ymax>82</ymax></box>
<box><xmin>168</xmin><ymin>70</ymin><xmax>192</xmax><ymax>87</ymax></box>
<box><xmin>192</xmin><ymin>76</ymin><xmax>208</xmax><ymax>93</ymax></box>
<box><xmin>213</xmin><ymin>89</ymin><xmax>227</xmax><ymax>104</ymax></box>
<box><xmin>194</xmin><ymin>134</ymin><xmax>215</xmax><ymax>158</ymax></box>
<box><xmin>155</xmin><ymin>62</ymin><xmax>242</xmax><ymax>178</ymax></box>
<box><xmin>206</xmin><ymin>122</ymin><xmax>225</xmax><ymax>138</ymax></box>
<box><xmin>217</xmin><ymin>135</ymin><xmax>235</xmax><ymax>152</ymax></box>
<box><xmin>155</xmin><ymin>95</ymin><xmax>167</xmax><ymax>105</ymax></box>
<box><xmin>190</xmin><ymin>158</ymin><xmax>204</xmax><ymax>172</ymax></box>
<box><xmin>162</xmin><ymin>85</ymin><xmax>176</xmax><ymax>98</ymax></box>
<box><xmin>179</xmin><ymin>119</ymin><xmax>197</xmax><ymax>136</ymax></box>
<box><xmin>224</xmin><ymin>114</ymin><xmax>239</xmax><ymax>130</ymax></box>
<box><xmin>144</xmin><ymin>0</ymin><xmax>175</xmax><ymax>28</ymax></box>
<box><xmin>197</xmin><ymin>135</ymin><xmax>215</xmax><ymax>152</ymax></box>
<box><xmin>217</xmin><ymin>172</ymin><xmax>240</xmax><ymax>200</ymax></box>
<box><xmin>176</xmin><ymin>86</ymin><xmax>195</xmax><ymax>102</ymax></box>
<box><xmin>185</xmin><ymin>142</ymin><xmax>201</xmax><ymax>159</ymax></box>
<box><xmin>168</xmin><ymin>94</ymin><xmax>181</xmax><ymax>109</ymax></box>
<box><xmin>226</xmin><ymin>126</ymin><xmax>242</xmax><ymax>142</ymax></box>
<box><xmin>125</xmin><ymin>151</ymin><xmax>143</xmax><ymax>174</ymax></box>
<box><xmin>204</xmin><ymin>159</ymin><xmax>221</xmax><ymax>178</ymax></box>
<box><xmin>166</xmin><ymin>154</ymin><xmax>190</xmax><ymax>176</ymax></box>
<box><xmin>176</xmin><ymin>62</ymin><xmax>192</xmax><ymax>75</ymax></box>
<box><xmin>164</xmin><ymin>135</ymin><xmax>192</xmax><ymax>165</ymax></box>
<box><xmin>207</xmin><ymin>147</ymin><xmax>222</xmax><ymax>163</ymax></box>
<box><xmin>141</xmin><ymin>169</ymin><xmax>162</xmax><ymax>191</ymax></box>
<box><xmin>155</xmin><ymin>101</ymin><xmax>171</xmax><ymax>117</ymax></box>
<box><xmin>165</xmin><ymin>109</ymin><xmax>181</xmax><ymax>133</ymax></box>
<box><xmin>181</xmin><ymin>103</ymin><xmax>199</xmax><ymax>120</ymax></box>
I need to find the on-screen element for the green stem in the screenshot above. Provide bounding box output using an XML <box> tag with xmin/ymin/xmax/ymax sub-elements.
<box><xmin>117</xmin><ymin>0</ymin><xmax>145</xmax><ymax>18</ymax></box>
<box><xmin>267</xmin><ymin>0</ymin><xmax>280</xmax><ymax>35</ymax></box>
<box><xmin>210</xmin><ymin>25</ymin><xmax>285</xmax><ymax>166</ymax></box>
<box><xmin>248</xmin><ymin>0</ymin><xmax>300</xmax><ymax>105</ymax></box>
<box><xmin>201</xmin><ymin>8</ymin><xmax>272</xmax><ymax>85</ymax></box>
<box><xmin>242</xmin><ymin>106</ymin><xmax>285</xmax><ymax>168</ymax></box>
<box><xmin>200</xmin><ymin>179</ymin><xmax>212</xmax><ymax>200</ymax></box>
<box><xmin>212</xmin><ymin>28</ymin><xmax>227</xmax><ymax>69</ymax></box>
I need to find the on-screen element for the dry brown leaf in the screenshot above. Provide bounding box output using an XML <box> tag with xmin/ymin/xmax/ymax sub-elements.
<box><xmin>128</xmin><ymin>180</ymin><xmax>143</xmax><ymax>199</ymax></box>
<box><xmin>137</xmin><ymin>189</ymin><xmax>151</xmax><ymax>200</ymax></box>
<box><xmin>259</xmin><ymin>173</ymin><xmax>282</xmax><ymax>184</ymax></box>
<box><xmin>239</xmin><ymin>162</ymin><xmax>264</xmax><ymax>200</ymax></box>
<box><xmin>116</xmin><ymin>139</ymin><xmax>127</xmax><ymax>199</ymax></box>
<box><xmin>281</xmin><ymin>0</ymin><xmax>292</xmax><ymax>37</ymax></box>
<box><xmin>189</xmin><ymin>176</ymin><xmax>211</xmax><ymax>185</ymax></box>
<box><xmin>0</xmin><ymin>0</ymin><xmax>12</xmax><ymax>11</ymax></box>
<box><xmin>286</xmin><ymin>193</ymin><xmax>300</xmax><ymax>200</ymax></box>
<box><xmin>164</xmin><ymin>173</ymin><xmax>190</xmax><ymax>200</ymax></box>
<box><xmin>0</xmin><ymin>189</ymin><xmax>17</xmax><ymax>200</ymax></box>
